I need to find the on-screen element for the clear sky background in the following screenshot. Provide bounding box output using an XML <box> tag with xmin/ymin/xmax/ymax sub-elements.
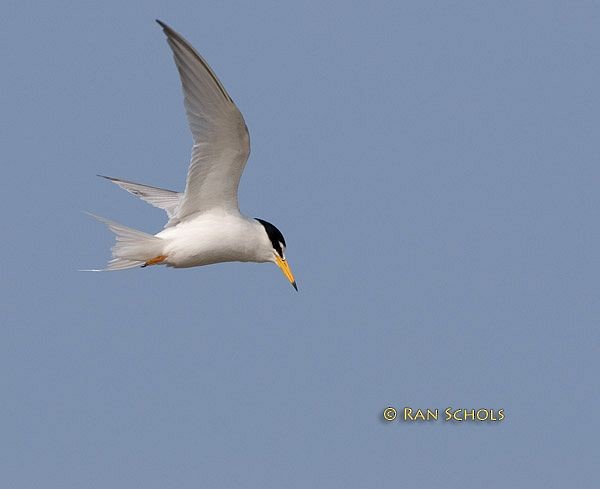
<box><xmin>1</xmin><ymin>1</ymin><xmax>598</xmax><ymax>487</ymax></box>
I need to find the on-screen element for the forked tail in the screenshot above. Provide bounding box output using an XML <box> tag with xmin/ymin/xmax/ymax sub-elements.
<box><xmin>86</xmin><ymin>214</ymin><xmax>165</xmax><ymax>271</ymax></box>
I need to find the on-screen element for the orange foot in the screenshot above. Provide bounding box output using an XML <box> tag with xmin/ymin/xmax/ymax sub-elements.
<box><xmin>141</xmin><ymin>255</ymin><xmax>168</xmax><ymax>267</ymax></box>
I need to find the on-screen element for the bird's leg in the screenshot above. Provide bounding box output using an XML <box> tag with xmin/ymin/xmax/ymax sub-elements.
<box><xmin>141</xmin><ymin>255</ymin><xmax>167</xmax><ymax>267</ymax></box>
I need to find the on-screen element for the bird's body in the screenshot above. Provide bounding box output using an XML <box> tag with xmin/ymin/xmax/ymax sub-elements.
<box><xmin>88</xmin><ymin>20</ymin><xmax>297</xmax><ymax>290</ymax></box>
<box><xmin>156</xmin><ymin>210</ymin><xmax>273</xmax><ymax>268</ymax></box>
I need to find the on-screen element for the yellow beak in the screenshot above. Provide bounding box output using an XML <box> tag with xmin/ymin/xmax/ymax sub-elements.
<box><xmin>275</xmin><ymin>255</ymin><xmax>298</xmax><ymax>291</ymax></box>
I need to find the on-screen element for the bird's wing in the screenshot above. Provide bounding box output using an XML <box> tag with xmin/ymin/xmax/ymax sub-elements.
<box><xmin>157</xmin><ymin>20</ymin><xmax>250</xmax><ymax>219</ymax></box>
<box><xmin>98</xmin><ymin>175</ymin><xmax>182</xmax><ymax>219</ymax></box>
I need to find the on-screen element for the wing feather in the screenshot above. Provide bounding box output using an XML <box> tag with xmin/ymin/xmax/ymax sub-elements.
<box><xmin>157</xmin><ymin>20</ymin><xmax>250</xmax><ymax>217</ymax></box>
<box><xmin>98</xmin><ymin>175</ymin><xmax>182</xmax><ymax>219</ymax></box>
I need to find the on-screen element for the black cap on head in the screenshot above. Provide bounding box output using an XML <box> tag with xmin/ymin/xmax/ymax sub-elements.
<box><xmin>255</xmin><ymin>218</ymin><xmax>286</xmax><ymax>257</ymax></box>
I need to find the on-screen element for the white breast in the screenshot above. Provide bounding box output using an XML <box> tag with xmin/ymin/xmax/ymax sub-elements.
<box><xmin>155</xmin><ymin>210</ymin><xmax>272</xmax><ymax>268</ymax></box>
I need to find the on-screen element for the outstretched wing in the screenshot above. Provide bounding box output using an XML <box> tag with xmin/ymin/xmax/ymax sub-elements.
<box><xmin>157</xmin><ymin>20</ymin><xmax>250</xmax><ymax>218</ymax></box>
<box><xmin>98</xmin><ymin>175</ymin><xmax>182</xmax><ymax>219</ymax></box>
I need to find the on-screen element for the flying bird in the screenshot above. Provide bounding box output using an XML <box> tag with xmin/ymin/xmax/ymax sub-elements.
<box><xmin>88</xmin><ymin>20</ymin><xmax>297</xmax><ymax>290</ymax></box>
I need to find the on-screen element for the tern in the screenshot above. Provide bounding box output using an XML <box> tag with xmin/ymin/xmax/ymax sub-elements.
<box><xmin>88</xmin><ymin>20</ymin><xmax>297</xmax><ymax>290</ymax></box>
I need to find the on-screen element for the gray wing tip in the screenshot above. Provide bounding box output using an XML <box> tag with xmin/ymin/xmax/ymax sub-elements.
<box><xmin>154</xmin><ymin>18</ymin><xmax>234</xmax><ymax>105</ymax></box>
<box><xmin>97</xmin><ymin>174</ymin><xmax>115</xmax><ymax>181</ymax></box>
<box><xmin>156</xmin><ymin>19</ymin><xmax>185</xmax><ymax>46</ymax></box>
<box><xmin>156</xmin><ymin>19</ymin><xmax>174</xmax><ymax>36</ymax></box>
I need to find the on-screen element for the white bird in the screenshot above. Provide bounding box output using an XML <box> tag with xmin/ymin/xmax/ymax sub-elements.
<box><xmin>89</xmin><ymin>20</ymin><xmax>297</xmax><ymax>290</ymax></box>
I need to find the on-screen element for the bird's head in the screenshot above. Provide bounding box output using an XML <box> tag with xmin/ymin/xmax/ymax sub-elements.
<box><xmin>255</xmin><ymin>218</ymin><xmax>297</xmax><ymax>291</ymax></box>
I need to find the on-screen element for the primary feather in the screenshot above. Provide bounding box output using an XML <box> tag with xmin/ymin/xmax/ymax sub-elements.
<box><xmin>157</xmin><ymin>20</ymin><xmax>251</xmax><ymax>218</ymax></box>
<box><xmin>98</xmin><ymin>175</ymin><xmax>182</xmax><ymax>220</ymax></box>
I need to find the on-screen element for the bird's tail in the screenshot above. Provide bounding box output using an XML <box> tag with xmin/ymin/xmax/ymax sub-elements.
<box><xmin>85</xmin><ymin>213</ymin><xmax>166</xmax><ymax>271</ymax></box>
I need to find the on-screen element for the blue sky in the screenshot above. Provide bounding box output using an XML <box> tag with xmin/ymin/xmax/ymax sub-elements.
<box><xmin>1</xmin><ymin>1</ymin><xmax>598</xmax><ymax>487</ymax></box>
